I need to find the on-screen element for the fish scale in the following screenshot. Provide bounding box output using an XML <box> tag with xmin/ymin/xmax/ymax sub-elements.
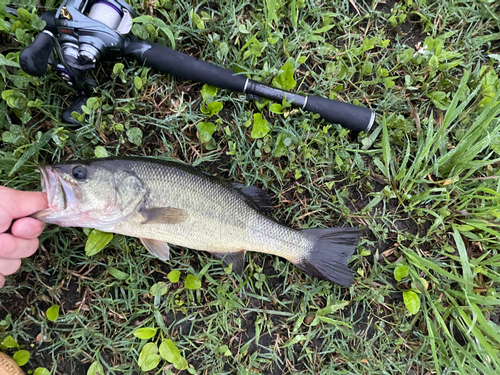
<box><xmin>111</xmin><ymin>159</ymin><xmax>310</xmax><ymax>261</ymax></box>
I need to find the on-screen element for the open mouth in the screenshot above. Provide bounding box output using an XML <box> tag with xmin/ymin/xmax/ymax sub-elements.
<box><xmin>34</xmin><ymin>166</ymin><xmax>73</xmax><ymax>219</ymax></box>
<box><xmin>39</xmin><ymin>166</ymin><xmax>57</xmax><ymax>208</ymax></box>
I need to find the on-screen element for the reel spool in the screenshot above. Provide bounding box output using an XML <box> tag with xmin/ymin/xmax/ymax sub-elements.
<box><xmin>85</xmin><ymin>0</ymin><xmax>134</xmax><ymax>35</ymax></box>
<box><xmin>87</xmin><ymin>1</ymin><xmax>123</xmax><ymax>30</ymax></box>
<box><xmin>77</xmin><ymin>0</ymin><xmax>134</xmax><ymax>63</ymax></box>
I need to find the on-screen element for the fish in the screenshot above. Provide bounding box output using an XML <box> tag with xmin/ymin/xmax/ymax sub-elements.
<box><xmin>33</xmin><ymin>157</ymin><xmax>362</xmax><ymax>286</ymax></box>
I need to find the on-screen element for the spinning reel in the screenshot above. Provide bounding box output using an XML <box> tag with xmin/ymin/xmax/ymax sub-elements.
<box><xmin>20</xmin><ymin>0</ymin><xmax>135</xmax><ymax>87</ymax></box>
<box><xmin>18</xmin><ymin>0</ymin><xmax>375</xmax><ymax>131</ymax></box>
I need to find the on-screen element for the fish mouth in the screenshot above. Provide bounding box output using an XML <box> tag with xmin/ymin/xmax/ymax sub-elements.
<box><xmin>39</xmin><ymin>166</ymin><xmax>55</xmax><ymax>208</ymax></box>
<box><xmin>33</xmin><ymin>166</ymin><xmax>76</xmax><ymax>220</ymax></box>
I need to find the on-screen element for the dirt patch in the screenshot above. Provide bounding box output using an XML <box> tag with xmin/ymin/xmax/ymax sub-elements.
<box><xmin>393</xmin><ymin>13</ymin><xmax>427</xmax><ymax>47</ymax></box>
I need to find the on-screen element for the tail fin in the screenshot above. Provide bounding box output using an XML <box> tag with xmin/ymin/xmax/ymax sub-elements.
<box><xmin>296</xmin><ymin>228</ymin><xmax>361</xmax><ymax>287</ymax></box>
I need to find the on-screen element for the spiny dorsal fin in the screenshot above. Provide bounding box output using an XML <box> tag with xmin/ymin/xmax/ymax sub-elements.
<box><xmin>212</xmin><ymin>251</ymin><xmax>246</xmax><ymax>275</ymax></box>
<box><xmin>140</xmin><ymin>238</ymin><xmax>171</xmax><ymax>261</ymax></box>
<box><xmin>140</xmin><ymin>207</ymin><xmax>188</xmax><ymax>224</ymax></box>
<box><xmin>232</xmin><ymin>183</ymin><xmax>273</xmax><ymax>212</ymax></box>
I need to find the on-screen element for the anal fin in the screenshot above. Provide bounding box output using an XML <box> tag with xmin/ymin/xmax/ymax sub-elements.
<box><xmin>140</xmin><ymin>238</ymin><xmax>170</xmax><ymax>261</ymax></box>
<box><xmin>212</xmin><ymin>251</ymin><xmax>246</xmax><ymax>275</ymax></box>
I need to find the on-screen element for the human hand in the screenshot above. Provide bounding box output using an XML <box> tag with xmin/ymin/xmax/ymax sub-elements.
<box><xmin>0</xmin><ymin>186</ymin><xmax>48</xmax><ymax>288</ymax></box>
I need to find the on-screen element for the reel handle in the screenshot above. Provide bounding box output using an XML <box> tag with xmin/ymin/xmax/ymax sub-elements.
<box><xmin>19</xmin><ymin>31</ymin><xmax>54</xmax><ymax>77</ymax></box>
<box><xmin>124</xmin><ymin>39</ymin><xmax>375</xmax><ymax>132</ymax></box>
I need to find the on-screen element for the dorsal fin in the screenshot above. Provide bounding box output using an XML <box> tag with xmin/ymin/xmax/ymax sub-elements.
<box><xmin>232</xmin><ymin>183</ymin><xmax>273</xmax><ymax>212</ymax></box>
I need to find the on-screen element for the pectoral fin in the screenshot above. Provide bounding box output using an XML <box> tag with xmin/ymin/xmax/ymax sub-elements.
<box><xmin>140</xmin><ymin>238</ymin><xmax>171</xmax><ymax>261</ymax></box>
<box><xmin>140</xmin><ymin>207</ymin><xmax>188</xmax><ymax>224</ymax></box>
<box><xmin>212</xmin><ymin>251</ymin><xmax>246</xmax><ymax>275</ymax></box>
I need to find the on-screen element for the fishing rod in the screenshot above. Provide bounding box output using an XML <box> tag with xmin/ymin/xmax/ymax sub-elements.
<box><xmin>14</xmin><ymin>0</ymin><xmax>375</xmax><ymax>131</ymax></box>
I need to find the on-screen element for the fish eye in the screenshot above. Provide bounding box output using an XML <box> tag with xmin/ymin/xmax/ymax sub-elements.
<box><xmin>72</xmin><ymin>165</ymin><xmax>87</xmax><ymax>180</ymax></box>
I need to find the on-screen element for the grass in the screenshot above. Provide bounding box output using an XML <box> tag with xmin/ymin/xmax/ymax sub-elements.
<box><xmin>1</xmin><ymin>0</ymin><xmax>500</xmax><ymax>374</ymax></box>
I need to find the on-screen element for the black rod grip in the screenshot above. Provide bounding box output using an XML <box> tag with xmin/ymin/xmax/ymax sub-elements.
<box><xmin>124</xmin><ymin>39</ymin><xmax>375</xmax><ymax>131</ymax></box>
<box><xmin>124</xmin><ymin>40</ymin><xmax>247</xmax><ymax>92</ymax></box>
<box><xmin>303</xmin><ymin>96</ymin><xmax>375</xmax><ymax>132</ymax></box>
<box><xmin>20</xmin><ymin>31</ymin><xmax>54</xmax><ymax>77</ymax></box>
<box><xmin>244</xmin><ymin>81</ymin><xmax>375</xmax><ymax>132</ymax></box>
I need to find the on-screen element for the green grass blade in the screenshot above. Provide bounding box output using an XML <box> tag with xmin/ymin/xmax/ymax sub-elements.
<box><xmin>452</xmin><ymin>227</ymin><xmax>473</xmax><ymax>293</ymax></box>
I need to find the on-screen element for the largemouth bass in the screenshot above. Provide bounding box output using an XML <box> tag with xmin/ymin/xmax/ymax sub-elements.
<box><xmin>34</xmin><ymin>157</ymin><xmax>361</xmax><ymax>286</ymax></box>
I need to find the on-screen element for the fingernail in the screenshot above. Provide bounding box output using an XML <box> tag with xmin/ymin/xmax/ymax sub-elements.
<box><xmin>17</xmin><ymin>223</ymin><xmax>33</xmax><ymax>237</ymax></box>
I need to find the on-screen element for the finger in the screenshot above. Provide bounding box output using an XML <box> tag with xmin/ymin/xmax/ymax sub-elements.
<box><xmin>0</xmin><ymin>258</ymin><xmax>22</xmax><ymax>276</ymax></box>
<box><xmin>0</xmin><ymin>274</ymin><xmax>4</xmax><ymax>288</ymax></box>
<box><xmin>0</xmin><ymin>233</ymin><xmax>39</xmax><ymax>259</ymax></box>
<box><xmin>0</xmin><ymin>187</ymin><xmax>48</xmax><ymax>232</ymax></box>
<box><xmin>11</xmin><ymin>218</ymin><xmax>46</xmax><ymax>239</ymax></box>
<box><xmin>0</xmin><ymin>188</ymin><xmax>48</xmax><ymax>217</ymax></box>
